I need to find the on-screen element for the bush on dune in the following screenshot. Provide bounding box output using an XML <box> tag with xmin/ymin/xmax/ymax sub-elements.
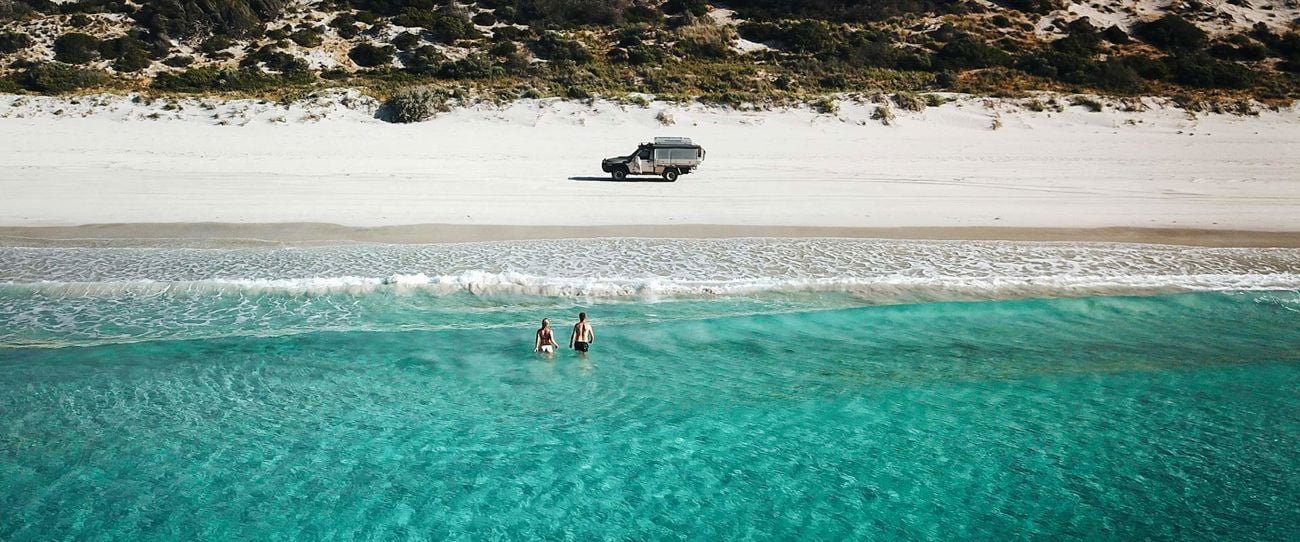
<box><xmin>53</xmin><ymin>32</ymin><xmax>101</xmax><ymax>64</ymax></box>
<box><xmin>152</xmin><ymin>66</ymin><xmax>313</xmax><ymax>92</ymax></box>
<box><xmin>134</xmin><ymin>0</ymin><xmax>287</xmax><ymax>39</ymax></box>
<box><xmin>0</xmin><ymin>31</ymin><xmax>35</xmax><ymax>54</ymax></box>
<box><xmin>530</xmin><ymin>32</ymin><xmax>592</xmax><ymax>63</ymax></box>
<box><xmin>676</xmin><ymin>23</ymin><xmax>734</xmax><ymax>59</ymax></box>
<box><xmin>1135</xmin><ymin>14</ymin><xmax>1207</xmax><ymax>52</ymax></box>
<box><xmin>393</xmin><ymin>7</ymin><xmax>480</xmax><ymax>43</ymax></box>
<box><xmin>384</xmin><ymin>85</ymin><xmax>451</xmax><ymax>123</ymax></box>
<box><xmin>349</xmin><ymin>43</ymin><xmax>396</xmax><ymax>67</ymax></box>
<box><xmin>18</xmin><ymin>62</ymin><xmax>108</xmax><ymax>93</ymax></box>
<box><xmin>991</xmin><ymin>0</ymin><xmax>1065</xmax><ymax>14</ymax></box>
<box><xmin>726</xmin><ymin>0</ymin><xmax>963</xmax><ymax>23</ymax></box>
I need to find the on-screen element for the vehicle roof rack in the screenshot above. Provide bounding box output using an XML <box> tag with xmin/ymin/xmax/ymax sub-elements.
<box><xmin>653</xmin><ymin>137</ymin><xmax>693</xmax><ymax>146</ymax></box>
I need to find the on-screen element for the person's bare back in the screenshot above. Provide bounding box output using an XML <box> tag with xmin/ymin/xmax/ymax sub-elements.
<box><xmin>535</xmin><ymin>319</ymin><xmax>559</xmax><ymax>354</ymax></box>
<box><xmin>569</xmin><ymin>312</ymin><xmax>595</xmax><ymax>353</ymax></box>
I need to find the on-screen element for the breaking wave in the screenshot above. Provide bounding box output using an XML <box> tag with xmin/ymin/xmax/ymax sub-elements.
<box><xmin>2</xmin><ymin>238</ymin><xmax>1298</xmax><ymax>347</ymax></box>
<box><xmin>7</xmin><ymin>270</ymin><xmax>1300</xmax><ymax>301</ymax></box>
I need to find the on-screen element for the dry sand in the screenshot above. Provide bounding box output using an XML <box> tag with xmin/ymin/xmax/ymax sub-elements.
<box><xmin>1</xmin><ymin>91</ymin><xmax>1297</xmax><ymax>246</ymax></box>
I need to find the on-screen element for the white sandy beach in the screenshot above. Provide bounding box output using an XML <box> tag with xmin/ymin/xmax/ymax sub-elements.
<box><xmin>1</xmin><ymin>91</ymin><xmax>1298</xmax><ymax>243</ymax></box>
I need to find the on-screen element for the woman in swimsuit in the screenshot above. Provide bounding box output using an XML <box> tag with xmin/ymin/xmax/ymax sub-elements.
<box><xmin>535</xmin><ymin>319</ymin><xmax>559</xmax><ymax>354</ymax></box>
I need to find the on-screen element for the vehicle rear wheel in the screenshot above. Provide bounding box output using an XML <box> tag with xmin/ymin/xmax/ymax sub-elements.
<box><xmin>662</xmin><ymin>168</ymin><xmax>679</xmax><ymax>182</ymax></box>
<box><xmin>612</xmin><ymin>168</ymin><xmax>628</xmax><ymax>180</ymax></box>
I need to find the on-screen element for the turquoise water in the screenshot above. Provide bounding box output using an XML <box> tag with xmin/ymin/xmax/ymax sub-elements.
<box><xmin>2</xmin><ymin>240</ymin><xmax>1299</xmax><ymax>540</ymax></box>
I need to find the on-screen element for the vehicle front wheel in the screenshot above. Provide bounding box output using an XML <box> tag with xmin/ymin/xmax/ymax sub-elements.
<box><xmin>662</xmin><ymin>168</ymin><xmax>679</xmax><ymax>182</ymax></box>
<box><xmin>612</xmin><ymin>168</ymin><xmax>628</xmax><ymax>180</ymax></box>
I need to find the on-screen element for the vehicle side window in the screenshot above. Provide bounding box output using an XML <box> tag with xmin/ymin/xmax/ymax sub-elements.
<box><xmin>638</xmin><ymin>148</ymin><xmax>651</xmax><ymax>159</ymax></box>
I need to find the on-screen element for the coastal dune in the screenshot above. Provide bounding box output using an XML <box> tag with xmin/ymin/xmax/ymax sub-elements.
<box><xmin>1</xmin><ymin>92</ymin><xmax>1297</xmax><ymax>244</ymax></box>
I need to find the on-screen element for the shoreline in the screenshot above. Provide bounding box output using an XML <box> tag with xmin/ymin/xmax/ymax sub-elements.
<box><xmin>2</xmin><ymin>223</ymin><xmax>1297</xmax><ymax>248</ymax></box>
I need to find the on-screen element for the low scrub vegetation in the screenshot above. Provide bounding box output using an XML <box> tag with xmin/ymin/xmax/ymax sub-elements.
<box><xmin>384</xmin><ymin>85</ymin><xmax>452</xmax><ymax>123</ymax></box>
<box><xmin>0</xmin><ymin>0</ymin><xmax>1294</xmax><ymax>104</ymax></box>
<box><xmin>15</xmin><ymin>62</ymin><xmax>108</xmax><ymax>93</ymax></box>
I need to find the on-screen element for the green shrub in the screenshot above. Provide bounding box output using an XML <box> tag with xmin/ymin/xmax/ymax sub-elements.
<box><xmin>489</xmin><ymin>40</ymin><xmax>518</xmax><ymax>57</ymax></box>
<box><xmin>1068</xmin><ymin>95</ymin><xmax>1102</xmax><ymax>112</ymax></box>
<box><xmin>394</xmin><ymin>7</ymin><xmax>480</xmax><ymax>43</ymax></box>
<box><xmin>623</xmin><ymin>45</ymin><xmax>664</xmax><ymax>65</ymax></box>
<box><xmin>1252</xmin><ymin>28</ymin><xmax>1300</xmax><ymax>62</ymax></box>
<box><xmin>330</xmin><ymin>14</ymin><xmax>361</xmax><ymax>38</ymax></box>
<box><xmin>152</xmin><ymin>67</ymin><xmax>223</xmax><ymax>91</ymax></box>
<box><xmin>726</xmin><ymin>0</ymin><xmax>961</xmax><ymax>23</ymax></box>
<box><xmin>200</xmin><ymin>35</ymin><xmax>236</xmax><ymax>57</ymax></box>
<box><xmin>53</xmin><ymin>33</ymin><xmax>101</xmax><ymax>64</ymax></box>
<box><xmin>531</xmin><ymin>32</ymin><xmax>592</xmax><ymax>63</ymax></box>
<box><xmin>437</xmin><ymin>54</ymin><xmax>497</xmax><ymax>79</ymax></box>
<box><xmin>523</xmin><ymin>0</ymin><xmax>631</xmax><ymax>27</ymax></box>
<box><xmin>113</xmin><ymin>47</ymin><xmax>152</xmax><ymax>72</ymax></box>
<box><xmin>355</xmin><ymin>10</ymin><xmax>380</xmax><ymax>24</ymax></box>
<box><xmin>676</xmin><ymin>23</ymin><xmax>734</xmax><ymax>59</ymax></box>
<box><xmin>738</xmin><ymin>20</ymin><xmax>837</xmax><ymax>54</ymax></box>
<box><xmin>1165</xmin><ymin>52</ymin><xmax>1254</xmax><ymax>89</ymax></box>
<box><xmin>810</xmin><ymin>95</ymin><xmax>838</xmax><ymax>114</ymax></box>
<box><xmin>349</xmin><ymin>43</ymin><xmax>396</xmax><ymax>67</ymax></box>
<box><xmin>1051</xmin><ymin>18</ymin><xmax>1101</xmax><ymax>55</ymax></box>
<box><xmin>241</xmin><ymin>45</ymin><xmax>311</xmax><ymax>74</ymax></box>
<box><xmin>0</xmin><ymin>75</ymin><xmax>21</xmax><ymax>94</ymax></box>
<box><xmin>97</xmin><ymin>36</ymin><xmax>145</xmax><ymax>60</ymax></box>
<box><xmin>871</xmin><ymin>104</ymin><xmax>895</xmax><ymax>124</ymax></box>
<box><xmin>153</xmin><ymin>66</ymin><xmax>313</xmax><ymax>92</ymax></box>
<box><xmin>402</xmin><ymin>46</ymin><xmax>447</xmax><ymax>74</ymax></box>
<box><xmin>935</xmin><ymin>36</ymin><xmax>1010</xmax><ymax>70</ymax></box>
<box><xmin>1090</xmin><ymin>59</ymin><xmax>1144</xmax><ymax>93</ymax></box>
<box><xmin>624</xmin><ymin>3</ymin><xmax>663</xmax><ymax>24</ymax></box>
<box><xmin>384</xmin><ymin>86</ymin><xmax>451</xmax><ymax>123</ymax></box>
<box><xmin>471</xmin><ymin>11</ymin><xmax>496</xmax><ymax>26</ymax></box>
<box><xmin>134</xmin><ymin>0</ymin><xmax>286</xmax><ymax>39</ymax></box>
<box><xmin>290</xmin><ymin>28</ymin><xmax>324</xmax><ymax>48</ymax></box>
<box><xmin>1101</xmin><ymin>25</ymin><xmax>1130</xmax><ymax>45</ymax></box>
<box><xmin>1135</xmin><ymin>15</ymin><xmax>1207</xmax><ymax>51</ymax></box>
<box><xmin>322</xmin><ymin>68</ymin><xmax>350</xmax><ymax>80</ymax></box>
<box><xmin>163</xmin><ymin>55</ymin><xmax>196</xmax><ymax>67</ymax></box>
<box><xmin>993</xmin><ymin>0</ymin><xmax>1064</xmax><ymax>14</ymax></box>
<box><xmin>663</xmin><ymin>0</ymin><xmax>708</xmax><ymax>17</ymax></box>
<box><xmin>0</xmin><ymin>32</ymin><xmax>35</xmax><ymax>54</ymax></box>
<box><xmin>18</xmin><ymin>63</ymin><xmax>108</xmax><ymax>93</ymax></box>
<box><xmin>392</xmin><ymin>32</ymin><xmax>421</xmax><ymax>51</ymax></box>
<box><xmin>891</xmin><ymin>91</ymin><xmax>925</xmax><ymax>111</ymax></box>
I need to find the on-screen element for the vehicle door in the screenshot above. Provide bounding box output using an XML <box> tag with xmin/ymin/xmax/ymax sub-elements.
<box><xmin>633</xmin><ymin>146</ymin><xmax>653</xmax><ymax>174</ymax></box>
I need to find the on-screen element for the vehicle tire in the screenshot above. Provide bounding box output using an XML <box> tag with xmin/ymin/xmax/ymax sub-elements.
<box><xmin>663</xmin><ymin>168</ymin><xmax>679</xmax><ymax>182</ymax></box>
<box><xmin>612</xmin><ymin>168</ymin><xmax>628</xmax><ymax>180</ymax></box>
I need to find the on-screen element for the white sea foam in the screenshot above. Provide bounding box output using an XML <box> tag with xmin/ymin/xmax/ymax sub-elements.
<box><xmin>8</xmin><ymin>271</ymin><xmax>1300</xmax><ymax>302</ymax></box>
<box><xmin>3</xmin><ymin>238</ymin><xmax>1299</xmax><ymax>301</ymax></box>
<box><xmin>3</xmin><ymin>239</ymin><xmax>1299</xmax><ymax>348</ymax></box>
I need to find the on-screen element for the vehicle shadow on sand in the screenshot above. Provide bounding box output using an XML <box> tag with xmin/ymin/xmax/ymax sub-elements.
<box><xmin>568</xmin><ymin>176</ymin><xmax>668</xmax><ymax>183</ymax></box>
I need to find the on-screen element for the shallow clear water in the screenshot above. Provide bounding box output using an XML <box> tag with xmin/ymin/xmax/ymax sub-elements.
<box><xmin>2</xmin><ymin>240</ymin><xmax>1298</xmax><ymax>540</ymax></box>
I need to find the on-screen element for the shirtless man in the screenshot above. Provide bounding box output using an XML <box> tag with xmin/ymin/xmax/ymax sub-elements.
<box><xmin>535</xmin><ymin>319</ymin><xmax>559</xmax><ymax>354</ymax></box>
<box><xmin>569</xmin><ymin>312</ymin><xmax>595</xmax><ymax>353</ymax></box>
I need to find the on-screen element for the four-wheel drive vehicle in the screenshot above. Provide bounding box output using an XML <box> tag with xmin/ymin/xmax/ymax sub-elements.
<box><xmin>601</xmin><ymin>137</ymin><xmax>706</xmax><ymax>181</ymax></box>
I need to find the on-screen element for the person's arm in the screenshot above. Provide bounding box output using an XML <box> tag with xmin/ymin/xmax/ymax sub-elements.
<box><xmin>569</xmin><ymin>325</ymin><xmax>577</xmax><ymax>347</ymax></box>
<box><xmin>588</xmin><ymin>326</ymin><xmax>595</xmax><ymax>344</ymax></box>
<box><xmin>534</xmin><ymin>331</ymin><xmax>542</xmax><ymax>352</ymax></box>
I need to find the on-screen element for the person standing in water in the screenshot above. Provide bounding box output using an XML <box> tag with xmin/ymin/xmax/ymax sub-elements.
<box><xmin>535</xmin><ymin>319</ymin><xmax>559</xmax><ymax>354</ymax></box>
<box><xmin>570</xmin><ymin>312</ymin><xmax>595</xmax><ymax>353</ymax></box>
